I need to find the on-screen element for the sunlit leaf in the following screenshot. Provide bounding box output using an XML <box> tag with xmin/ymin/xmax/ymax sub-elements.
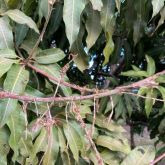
<box><xmin>89</xmin><ymin>0</ymin><xmax>103</xmax><ymax>11</ymax></box>
<box><xmin>85</xmin><ymin>4</ymin><xmax>102</xmax><ymax>49</ymax></box>
<box><xmin>0</xmin><ymin>65</ymin><xmax>29</xmax><ymax>127</ymax></box>
<box><xmin>63</xmin><ymin>0</ymin><xmax>85</xmax><ymax>48</ymax></box>
<box><xmin>151</xmin><ymin>0</ymin><xmax>164</xmax><ymax>18</ymax></box>
<box><xmin>3</xmin><ymin>9</ymin><xmax>39</xmax><ymax>33</ymax></box>
<box><xmin>96</xmin><ymin>135</ymin><xmax>131</xmax><ymax>154</ymax></box>
<box><xmin>0</xmin><ymin>49</ymin><xmax>18</xmax><ymax>58</ymax></box>
<box><xmin>0</xmin><ymin>17</ymin><xmax>13</xmax><ymax>49</ymax></box>
<box><xmin>115</xmin><ymin>0</ymin><xmax>121</xmax><ymax>13</ymax></box>
<box><xmin>146</xmin><ymin>55</ymin><xmax>155</xmax><ymax>76</ymax></box>
<box><xmin>35</xmin><ymin>48</ymin><xmax>65</xmax><ymax>64</ymax></box>
<box><xmin>121</xmin><ymin>70</ymin><xmax>148</xmax><ymax>77</ymax></box>
<box><xmin>121</xmin><ymin>145</ymin><xmax>155</xmax><ymax>165</ymax></box>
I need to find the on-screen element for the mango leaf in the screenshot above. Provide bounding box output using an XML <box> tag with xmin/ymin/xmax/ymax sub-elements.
<box><xmin>35</xmin><ymin>48</ymin><xmax>65</xmax><ymax>64</ymax></box>
<box><xmin>146</xmin><ymin>55</ymin><xmax>155</xmax><ymax>76</ymax></box>
<box><xmin>121</xmin><ymin>70</ymin><xmax>148</xmax><ymax>77</ymax></box>
<box><xmin>34</xmin><ymin>63</ymin><xmax>72</xmax><ymax>96</ymax></box>
<box><xmin>96</xmin><ymin>135</ymin><xmax>131</xmax><ymax>154</ymax></box>
<box><xmin>43</xmin><ymin>126</ymin><xmax>59</xmax><ymax>165</ymax></box>
<box><xmin>145</xmin><ymin>88</ymin><xmax>157</xmax><ymax>117</ymax></box>
<box><xmin>28</xmin><ymin>128</ymin><xmax>47</xmax><ymax>164</ymax></box>
<box><xmin>156</xmin><ymin>75</ymin><xmax>165</xmax><ymax>83</ymax></box>
<box><xmin>89</xmin><ymin>150</ymin><xmax>100</xmax><ymax>165</ymax></box>
<box><xmin>138</xmin><ymin>87</ymin><xmax>149</xmax><ymax>96</ymax></box>
<box><xmin>7</xmin><ymin>105</ymin><xmax>26</xmax><ymax>162</ymax></box>
<box><xmin>86</xmin><ymin>114</ymin><xmax>125</xmax><ymax>132</ymax></box>
<box><xmin>155</xmin><ymin>6</ymin><xmax>165</xmax><ymax>31</ymax></box>
<box><xmin>38</xmin><ymin>0</ymin><xmax>50</xmax><ymax>24</ymax></box>
<box><xmin>158</xmin><ymin>118</ymin><xmax>165</xmax><ymax>133</ymax></box>
<box><xmin>0</xmin><ymin>57</ymin><xmax>18</xmax><ymax>78</ymax></box>
<box><xmin>115</xmin><ymin>0</ymin><xmax>121</xmax><ymax>13</ymax></box>
<box><xmin>100</xmin><ymin>149</ymin><xmax>121</xmax><ymax>165</ymax></box>
<box><xmin>151</xmin><ymin>0</ymin><xmax>164</xmax><ymax>18</ymax></box>
<box><xmin>85</xmin><ymin>4</ymin><xmax>102</xmax><ymax>49</ymax></box>
<box><xmin>15</xmin><ymin>24</ymin><xmax>29</xmax><ymax>46</ymax></box>
<box><xmin>157</xmin><ymin>86</ymin><xmax>165</xmax><ymax>109</ymax></box>
<box><xmin>0</xmin><ymin>127</ymin><xmax>10</xmax><ymax>165</ymax></box>
<box><xmin>0</xmin><ymin>17</ymin><xmax>13</xmax><ymax>49</ymax></box>
<box><xmin>100</xmin><ymin>0</ymin><xmax>116</xmax><ymax>65</ymax></box>
<box><xmin>89</xmin><ymin>0</ymin><xmax>103</xmax><ymax>11</ymax></box>
<box><xmin>3</xmin><ymin>9</ymin><xmax>39</xmax><ymax>33</ymax></box>
<box><xmin>121</xmin><ymin>145</ymin><xmax>155</xmax><ymax>165</ymax></box>
<box><xmin>63</xmin><ymin>0</ymin><xmax>85</xmax><ymax>48</ymax></box>
<box><xmin>6</xmin><ymin>0</ymin><xmax>22</xmax><ymax>9</ymax></box>
<box><xmin>63</xmin><ymin>123</ymin><xmax>83</xmax><ymax>161</ymax></box>
<box><xmin>0</xmin><ymin>49</ymin><xmax>18</xmax><ymax>58</ymax></box>
<box><xmin>0</xmin><ymin>65</ymin><xmax>29</xmax><ymax>127</ymax></box>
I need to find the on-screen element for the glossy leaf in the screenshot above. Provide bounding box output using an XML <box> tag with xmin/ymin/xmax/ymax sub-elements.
<box><xmin>121</xmin><ymin>145</ymin><xmax>155</xmax><ymax>165</ymax></box>
<box><xmin>35</xmin><ymin>48</ymin><xmax>65</xmax><ymax>64</ymax></box>
<box><xmin>96</xmin><ymin>135</ymin><xmax>131</xmax><ymax>154</ymax></box>
<box><xmin>7</xmin><ymin>105</ymin><xmax>26</xmax><ymax>161</ymax></box>
<box><xmin>3</xmin><ymin>9</ymin><xmax>39</xmax><ymax>33</ymax></box>
<box><xmin>0</xmin><ymin>17</ymin><xmax>13</xmax><ymax>49</ymax></box>
<box><xmin>87</xmin><ymin>114</ymin><xmax>125</xmax><ymax>132</ymax></box>
<box><xmin>146</xmin><ymin>55</ymin><xmax>155</xmax><ymax>76</ymax></box>
<box><xmin>100</xmin><ymin>0</ymin><xmax>116</xmax><ymax>64</ymax></box>
<box><xmin>63</xmin><ymin>123</ymin><xmax>83</xmax><ymax>161</ymax></box>
<box><xmin>85</xmin><ymin>5</ymin><xmax>102</xmax><ymax>49</ymax></box>
<box><xmin>34</xmin><ymin>63</ymin><xmax>72</xmax><ymax>96</ymax></box>
<box><xmin>0</xmin><ymin>127</ymin><xmax>10</xmax><ymax>165</ymax></box>
<box><xmin>0</xmin><ymin>65</ymin><xmax>29</xmax><ymax>127</ymax></box>
<box><xmin>90</xmin><ymin>0</ymin><xmax>103</xmax><ymax>11</ymax></box>
<box><xmin>63</xmin><ymin>0</ymin><xmax>85</xmax><ymax>48</ymax></box>
<box><xmin>43</xmin><ymin>126</ymin><xmax>59</xmax><ymax>165</ymax></box>
<box><xmin>151</xmin><ymin>0</ymin><xmax>164</xmax><ymax>18</ymax></box>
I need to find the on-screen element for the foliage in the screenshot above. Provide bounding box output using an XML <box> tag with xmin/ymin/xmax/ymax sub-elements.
<box><xmin>0</xmin><ymin>0</ymin><xmax>164</xmax><ymax>165</ymax></box>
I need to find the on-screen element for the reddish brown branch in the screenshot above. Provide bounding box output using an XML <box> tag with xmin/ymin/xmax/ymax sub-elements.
<box><xmin>0</xmin><ymin>69</ymin><xmax>164</xmax><ymax>103</ymax></box>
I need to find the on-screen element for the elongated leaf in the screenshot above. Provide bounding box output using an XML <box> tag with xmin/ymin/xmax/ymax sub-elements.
<box><xmin>85</xmin><ymin>5</ymin><xmax>102</xmax><ymax>49</ymax></box>
<box><xmin>96</xmin><ymin>135</ymin><xmax>131</xmax><ymax>154</ymax></box>
<box><xmin>0</xmin><ymin>65</ymin><xmax>29</xmax><ymax>127</ymax></box>
<box><xmin>151</xmin><ymin>0</ymin><xmax>164</xmax><ymax>18</ymax></box>
<box><xmin>100</xmin><ymin>0</ymin><xmax>116</xmax><ymax>64</ymax></box>
<box><xmin>156</xmin><ymin>75</ymin><xmax>165</xmax><ymax>83</ymax></box>
<box><xmin>157</xmin><ymin>86</ymin><xmax>165</xmax><ymax>109</ymax></box>
<box><xmin>43</xmin><ymin>126</ymin><xmax>59</xmax><ymax>165</ymax></box>
<box><xmin>7</xmin><ymin>105</ymin><xmax>26</xmax><ymax>162</ymax></box>
<box><xmin>34</xmin><ymin>63</ymin><xmax>72</xmax><ymax>96</ymax></box>
<box><xmin>121</xmin><ymin>70</ymin><xmax>148</xmax><ymax>77</ymax></box>
<box><xmin>90</xmin><ymin>0</ymin><xmax>103</xmax><ymax>11</ymax></box>
<box><xmin>155</xmin><ymin>6</ymin><xmax>165</xmax><ymax>31</ymax></box>
<box><xmin>0</xmin><ymin>0</ymin><xmax>7</xmax><ymax>13</ymax></box>
<box><xmin>63</xmin><ymin>0</ymin><xmax>85</xmax><ymax>48</ymax></box>
<box><xmin>146</xmin><ymin>55</ymin><xmax>155</xmax><ymax>76</ymax></box>
<box><xmin>115</xmin><ymin>0</ymin><xmax>121</xmax><ymax>13</ymax></box>
<box><xmin>3</xmin><ymin>9</ymin><xmax>39</xmax><ymax>33</ymax></box>
<box><xmin>121</xmin><ymin>145</ymin><xmax>155</xmax><ymax>165</ymax></box>
<box><xmin>87</xmin><ymin>114</ymin><xmax>125</xmax><ymax>132</ymax></box>
<box><xmin>63</xmin><ymin>123</ymin><xmax>83</xmax><ymax>161</ymax></box>
<box><xmin>0</xmin><ymin>127</ymin><xmax>10</xmax><ymax>165</ymax></box>
<box><xmin>0</xmin><ymin>17</ymin><xmax>13</xmax><ymax>49</ymax></box>
<box><xmin>35</xmin><ymin>48</ymin><xmax>65</xmax><ymax>64</ymax></box>
<box><xmin>0</xmin><ymin>49</ymin><xmax>18</xmax><ymax>58</ymax></box>
<box><xmin>0</xmin><ymin>57</ymin><xmax>18</xmax><ymax>78</ymax></box>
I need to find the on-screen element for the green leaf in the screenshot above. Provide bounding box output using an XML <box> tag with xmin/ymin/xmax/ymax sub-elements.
<box><xmin>7</xmin><ymin>105</ymin><xmax>26</xmax><ymax>162</ymax></box>
<box><xmin>96</xmin><ymin>135</ymin><xmax>131</xmax><ymax>154</ymax></box>
<box><xmin>151</xmin><ymin>0</ymin><xmax>164</xmax><ymax>18</ymax></box>
<box><xmin>87</xmin><ymin>114</ymin><xmax>126</xmax><ymax>132</ymax></box>
<box><xmin>0</xmin><ymin>17</ymin><xmax>13</xmax><ymax>49</ymax></box>
<box><xmin>115</xmin><ymin>0</ymin><xmax>121</xmax><ymax>13</ymax></box>
<box><xmin>146</xmin><ymin>55</ymin><xmax>155</xmax><ymax>76</ymax></box>
<box><xmin>121</xmin><ymin>70</ymin><xmax>148</xmax><ymax>77</ymax></box>
<box><xmin>63</xmin><ymin>123</ymin><xmax>82</xmax><ymax>161</ymax></box>
<box><xmin>0</xmin><ymin>49</ymin><xmax>18</xmax><ymax>58</ymax></box>
<box><xmin>0</xmin><ymin>64</ymin><xmax>29</xmax><ymax>127</ymax></box>
<box><xmin>0</xmin><ymin>57</ymin><xmax>18</xmax><ymax>78</ymax></box>
<box><xmin>85</xmin><ymin>4</ymin><xmax>102</xmax><ymax>49</ymax></box>
<box><xmin>34</xmin><ymin>63</ymin><xmax>72</xmax><ymax>96</ymax></box>
<box><xmin>63</xmin><ymin>0</ymin><xmax>85</xmax><ymax>48</ymax></box>
<box><xmin>0</xmin><ymin>127</ymin><xmax>10</xmax><ymax>165</ymax></box>
<box><xmin>121</xmin><ymin>145</ymin><xmax>155</xmax><ymax>165</ymax></box>
<box><xmin>28</xmin><ymin>128</ymin><xmax>47</xmax><ymax>163</ymax></box>
<box><xmin>100</xmin><ymin>0</ymin><xmax>116</xmax><ymax>65</ymax></box>
<box><xmin>156</xmin><ymin>75</ymin><xmax>165</xmax><ymax>84</ymax></box>
<box><xmin>6</xmin><ymin>0</ymin><xmax>22</xmax><ymax>9</ymax></box>
<box><xmin>155</xmin><ymin>6</ymin><xmax>165</xmax><ymax>31</ymax></box>
<box><xmin>157</xmin><ymin>86</ymin><xmax>165</xmax><ymax>109</ymax></box>
<box><xmin>3</xmin><ymin>9</ymin><xmax>39</xmax><ymax>33</ymax></box>
<box><xmin>35</xmin><ymin>48</ymin><xmax>65</xmax><ymax>64</ymax></box>
<box><xmin>89</xmin><ymin>0</ymin><xmax>103</xmax><ymax>11</ymax></box>
<box><xmin>43</xmin><ymin>126</ymin><xmax>59</xmax><ymax>165</ymax></box>
<box><xmin>138</xmin><ymin>87</ymin><xmax>149</xmax><ymax>96</ymax></box>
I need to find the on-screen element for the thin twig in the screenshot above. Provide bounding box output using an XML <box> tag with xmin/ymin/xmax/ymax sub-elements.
<box><xmin>150</xmin><ymin>152</ymin><xmax>165</xmax><ymax>165</ymax></box>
